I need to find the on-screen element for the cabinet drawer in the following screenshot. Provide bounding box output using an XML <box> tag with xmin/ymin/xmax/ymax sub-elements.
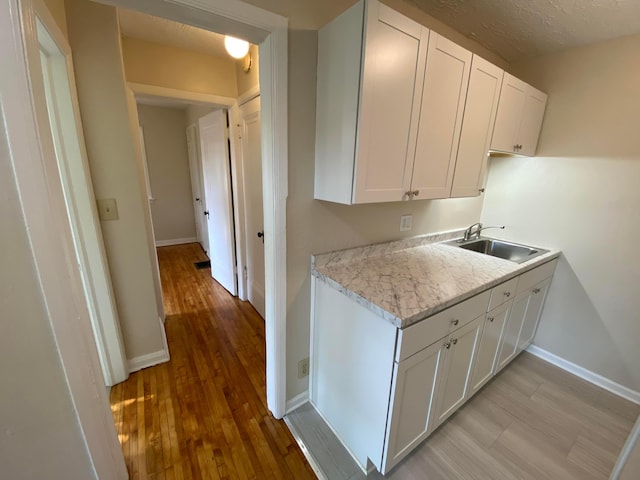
<box><xmin>396</xmin><ymin>290</ymin><xmax>490</xmax><ymax>362</ymax></box>
<box><xmin>488</xmin><ymin>277</ymin><xmax>518</xmax><ymax>311</ymax></box>
<box><xmin>515</xmin><ymin>259</ymin><xmax>558</xmax><ymax>295</ymax></box>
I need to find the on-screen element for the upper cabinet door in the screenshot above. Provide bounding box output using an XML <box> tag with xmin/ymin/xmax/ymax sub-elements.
<box><xmin>490</xmin><ymin>73</ymin><xmax>528</xmax><ymax>153</ymax></box>
<box><xmin>450</xmin><ymin>56</ymin><xmax>503</xmax><ymax>198</ymax></box>
<box><xmin>353</xmin><ymin>2</ymin><xmax>428</xmax><ymax>203</ymax></box>
<box><xmin>491</xmin><ymin>73</ymin><xmax>548</xmax><ymax>156</ymax></box>
<box><xmin>410</xmin><ymin>33</ymin><xmax>472</xmax><ymax>200</ymax></box>
<box><xmin>517</xmin><ymin>86</ymin><xmax>547</xmax><ymax>156</ymax></box>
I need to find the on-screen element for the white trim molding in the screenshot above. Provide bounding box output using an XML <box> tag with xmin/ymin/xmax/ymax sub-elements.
<box><xmin>155</xmin><ymin>237</ymin><xmax>198</xmax><ymax>247</ymax></box>
<box><xmin>285</xmin><ymin>391</ymin><xmax>309</xmax><ymax>414</ymax></box>
<box><xmin>611</xmin><ymin>415</ymin><xmax>640</xmax><ymax>479</ymax></box>
<box><xmin>128</xmin><ymin>82</ymin><xmax>235</xmax><ymax>107</ymax></box>
<box><xmin>129</xmin><ymin>316</ymin><xmax>170</xmax><ymax>371</ymax></box>
<box><xmin>237</xmin><ymin>84</ymin><xmax>260</xmax><ymax>106</ymax></box>
<box><xmin>526</xmin><ymin>345</ymin><xmax>640</xmax><ymax>405</ymax></box>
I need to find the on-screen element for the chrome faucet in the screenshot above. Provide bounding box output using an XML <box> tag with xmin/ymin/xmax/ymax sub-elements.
<box><xmin>462</xmin><ymin>223</ymin><xmax>505</xmax><ymax>242</ymax></box>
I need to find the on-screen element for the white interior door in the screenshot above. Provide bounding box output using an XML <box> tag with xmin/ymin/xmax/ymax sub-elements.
<box><xmin>240</xmin><ymin>96</ymin><xmax>265</xmax><ymax>318</ymax></box>
<box><xmin>198</xmin><ymin>110</ymin><xmax>237</xmax><ymax>295</ymax></box>
<box><xmin>186</xmin><ymin>124</ymin><xmax>208</xmax><ymax>251</ymax></box>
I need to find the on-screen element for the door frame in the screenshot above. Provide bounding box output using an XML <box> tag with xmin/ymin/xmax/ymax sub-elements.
<box><xmin>3</xmin><ymin>0</ymin><xmax>129</xmax><ymax>477</ymax></box>
<box><xmin>101</xmin><ymin>0</ymin><xmax>289</xmax><ymax>418</ymax></box>
<box><xmin>129</xmin><ymin>82</ymin><xmax>249</xmax><ymax>301</ymax></box>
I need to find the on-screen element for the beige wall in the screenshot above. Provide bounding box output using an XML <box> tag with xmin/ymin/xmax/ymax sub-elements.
<box><xmin>42</xmin><ymin>0</ymin><xmax>68</xmax><ymax>39</ymax></box>
<box><xmin>0</xmin><ymin>119</ymin><xmax>94</xmax><ymax>479</ymax></box>
<box><xmin>66</xmin><ymin>0</ymin><xmax>165</xmax><ymax>361</ymax></box>
<box><xmin>285</xmin><ymin>30</ymin><xmax>484</xmax><ymax>398</ymax></box>
<box><xmin>138</xmin><ymin>104</ymin><xmax>197</xmax><ymax>243</ymax></box>
<box><xmin>235</xmin><ymin>44</ymin><xmax>260</xmax><ymax>97</ymax></box>
<box><xmin>481</xmin><ymin>34</ymin><xmax>640</xmax><ymax>391</ymax></box>
<box><xmin>121</xmin><ymin>37</ymin><xmax>238</xmax><ymax>98</ymax></box>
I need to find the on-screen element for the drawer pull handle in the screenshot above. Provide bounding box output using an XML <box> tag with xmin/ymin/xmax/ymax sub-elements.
<box><xmin>532</xmin><ymin>288</ymin><xmax>541</xmax><ymax>294</ymax></box>
<box><xmin>504</xmin><ymin>291</ymin><xmax>511</xmax><ymax>298</ymax></box>
<box><xmin>451</xmin><ymin>338</ymin><xmax>458</xmax><ymax>345</ymax></box>
<box><xmin>488</xmin><ymin>316</ymin><xmax>495</xmax><ymax>322</ymax></box>
<box><xmin>444</xmin><ymin>341</ymin><xmax>451</xmax><ymax>349</ymax></box>
<box><xmin>451</xmin><ymin>319</ymin><xmax>459</xmax><ymax>326</ymax></box>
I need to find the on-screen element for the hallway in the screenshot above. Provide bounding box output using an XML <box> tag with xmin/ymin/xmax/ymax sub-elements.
<box><xmin>109</xmin><ymin>243</ymin><xmax>315</xmax><ymax>479</ymax></box>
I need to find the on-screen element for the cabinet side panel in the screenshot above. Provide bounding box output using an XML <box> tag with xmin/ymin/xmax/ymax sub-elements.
<box><xmin>314</xmin><ymin>0</ymin><xmax>364</xmax><ymax>204</ymax></box>
<box><xmin>450</xmin><ymin>56</ymin><xmax>503</xmax><ymax>197</ymax></box>
<box><xmin>311</xmin><ymin>281</ymin><xmax>397</xmax><ymax>471</ymax></box>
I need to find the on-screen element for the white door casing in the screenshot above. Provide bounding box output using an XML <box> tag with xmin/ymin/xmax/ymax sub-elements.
<box><xmin>199</xmin><ymin>110</ymin><xmax>238</xmax><ymax>296</ymax></box>
<box><xmin>240</xmin><ymin>96</ymin><xmax>265</xmax><ymax>318</ymax></box>
<box><xmin>186</xmin><ymin>124</ymin><xmax>208</xmax><ymax>250</ymax></box>
<box><xmin>6</xmin><ymin>0</ymin><xmax>128</xmax><ymax>476</ymax></box>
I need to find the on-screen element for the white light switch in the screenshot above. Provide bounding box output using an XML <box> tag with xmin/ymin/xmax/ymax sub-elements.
<box><xmin>97</xmin><ymin>198</ymin><xmax>119</xmax><ymax>221</ymax></box>
<box><xmin>400</xmin><ymin>214</ymin><xmax>413</xmax><ymax>232</ymax></box>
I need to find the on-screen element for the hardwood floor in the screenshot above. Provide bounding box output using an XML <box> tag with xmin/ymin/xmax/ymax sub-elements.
<box><xmin>109</xmin><ymin>243</ymin><xmax>315</xmax><ymax>480</ymax></box>
<box><xmin>288</xmin><ymin>352</ymin><xmax>639</xmax><ymax>480</ymax></box>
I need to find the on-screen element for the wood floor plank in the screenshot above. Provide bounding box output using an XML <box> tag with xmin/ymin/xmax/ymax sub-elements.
<box><xmin>109</xmin><ymin>243</ymin><xmax>314</xmax><ymax>479</ymax></box>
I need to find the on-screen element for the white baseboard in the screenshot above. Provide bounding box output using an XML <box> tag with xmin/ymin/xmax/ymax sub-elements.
<box><xmin>526</xmin><ymin>345</ymin><xmax>640</xmax><ymax>405</ymax></box>
<box><xmin>155</xmin><ymin>237</ymin><xmax>197</xmax><ymax>247</ymax></box>
<box><xmin>128</xmin><ymin>316</ymin><xmax>170</xmax><ymax>373</ymax></box>
<box><xmin>285</xmin><ymin>391</ymin><xmax>309</xmax><ymax>414</ymax></box>
<box><xmin>128</xmin><ymin>349</ymin><xmax>170</xmax><ymax>372</ymax></box>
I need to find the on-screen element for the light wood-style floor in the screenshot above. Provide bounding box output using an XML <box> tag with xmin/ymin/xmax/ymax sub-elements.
<box><xmin>109</xmin><ymin>243</ymin><xmax>315</xmax><ymax>480</ymax></box>
<box><xmin>288</xmin><ymin>352</ymin><xmax>639</xmax><ymax>480</ymax></box>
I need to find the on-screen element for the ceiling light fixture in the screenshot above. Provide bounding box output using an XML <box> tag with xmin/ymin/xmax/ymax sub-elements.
<box><xmin>224</xmin><ymin>35</ymin><xmax>250</xmax><ymax>59</ymax></box>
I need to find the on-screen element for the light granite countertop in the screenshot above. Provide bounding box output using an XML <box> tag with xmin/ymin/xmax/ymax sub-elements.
<box><xmin>312</xmin><ymin>230</ymin><xmax>561</xmax><ymax>329</ymax></box>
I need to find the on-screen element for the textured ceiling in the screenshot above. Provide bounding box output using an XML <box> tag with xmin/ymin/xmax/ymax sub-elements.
<box><xmin>117</xmin><ymin>9</ymin><xmax>229</xmax><ymax>58</ymax></box>
<box><xmin>407</xmin><ymin>0</ymin><xmax>640</xmax><ymax>62</ymax></box>
<box><xmin>117</xmin><ymin>1</ymin><xmax>640</xmax><ymax>63</ymax></box>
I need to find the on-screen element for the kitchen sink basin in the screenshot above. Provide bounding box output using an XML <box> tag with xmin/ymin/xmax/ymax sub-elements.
<box><xmin>445</xmin><ymin>237</ymin><xmax>549</xmax><ymax>263</ymax></box>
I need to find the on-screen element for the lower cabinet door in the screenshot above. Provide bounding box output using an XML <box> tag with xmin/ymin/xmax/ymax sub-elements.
<box><xmin>382</xmin><ymin>341</ymin><xmax>444</xmax><ymax>474</ymax></box>
<box><xmin>517</xmin><ymin>277</ymin><xmax>552</xmax><ymax>351</ymax></box>
<box><xmin>496</xmin><ymin>291</ymin><xmax>530</xmax><ymax>372</ymax></box>
<box><xmin>469</xmin><ymin>301</ymin><xmax>511</xmax><ymax>394</ymax></box>
<box><xmin>432</xmin><ymin>316</ymin><xmax>483</xmax><ymax>428</ymax></box>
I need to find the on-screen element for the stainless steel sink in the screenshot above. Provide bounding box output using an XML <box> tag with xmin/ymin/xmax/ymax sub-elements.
<box><xmin>445</xmin><ymin>237</ymin><xmax>549</xmax><ymax>263</ymax></box>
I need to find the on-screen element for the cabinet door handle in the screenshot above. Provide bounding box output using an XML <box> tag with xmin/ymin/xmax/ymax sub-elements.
<box><xmin>444</xmin><ymin>341</ymin><xmax>451</xmax><ymax>349</ymax></box>
<box><xmin>532</xmin><ymin>287</ymin><xmax>541</xmax><ymax>294</ymax></box>
<box><xmin>488</xmin><ymin>316</ymin><xmax>495</xmax><ymax>322</ymax></box>
<box><xmin>478</xmin><ymin>188</ymin><xmax>485</xmax><ymax>193</ymax></box>
<box><xmin>405</xmin><ymin>191</ymin><xmax>414</xmax><ymax>200</ymax></box>
<box><xmin>451</xmin><ymin>319</ymin><xmax>459</xmax><ymax>326</ymax></box>
<box><xmin>412</xmin><ymin>190</ymin><xmax>420</xmax><ymax>197</ymax></box>
<box><xmin>504</xmin><ymin>291</ymin><xmax>511</xmax><ymax>298</ymax></box>
<box><xmin>451</xmin><ymin>338</ymin><xmax>458</xmax><ymax>345</ymax></box>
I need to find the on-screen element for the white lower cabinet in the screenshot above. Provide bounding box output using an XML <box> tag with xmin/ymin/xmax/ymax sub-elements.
<box><xmin>311</xmin><ymin>259</ymin><xmax>557</xmax><ymax>476</ymax></box>
<box><xmin>431</xmin><ymin>316</ymin><xmax>483</xmax><ymax>428</ymax></box>
<box><xmin>469</xmin><ymin>300</ymin><xmax>511</xmax><ymax>394</ymax></box>
<box><xmin>383</xmin><ymin>342</ymin><xmax>443</xmax><ymax>472</ymax></box>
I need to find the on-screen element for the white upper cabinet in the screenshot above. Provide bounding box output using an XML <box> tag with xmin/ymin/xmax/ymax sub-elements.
<box><xmin>315</xmin><ymin>0</ymin><xmax>428</xmax><ymax>204</ymax></box>
<box><xmin>410</xmin><ymin>34</ymin><xmax>472</xmax><ymax>200</ymax></box>
<box><xmin>490</xmin><ymin>73</ymin><xmax>548</xmax><ymax>156</ymax></box>
<box><xmin>450</xmin><ymin>56</ymin><xmax>504</xmax><ymax>198</ymax></box>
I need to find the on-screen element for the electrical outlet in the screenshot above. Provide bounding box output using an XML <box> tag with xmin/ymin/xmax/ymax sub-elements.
<box><xmin>400</xmin><ymin>214</ymin><xmax>413</xmax><ymax>232</ymax></box>
<box><xmin>298</xmin><ymin>357</ymin><xmax>309</xmax><ymax>378</ymax></box>
<box><xmin>97</xmin><ymin>198</ymin><xmax>119</xmax><ymax>221</ymax></box>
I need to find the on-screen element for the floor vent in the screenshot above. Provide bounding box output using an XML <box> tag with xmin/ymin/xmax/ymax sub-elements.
<box><xmin>194</xmin><ymin>260</ymin><xmax>211</xmax><ymax>270</ymax></box>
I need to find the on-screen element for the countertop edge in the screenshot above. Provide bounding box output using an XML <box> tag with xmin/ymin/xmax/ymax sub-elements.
<box><xmin>311</xmin><ymin>247</ymin><xmax>561</xmax><ymax>329</ymax></box>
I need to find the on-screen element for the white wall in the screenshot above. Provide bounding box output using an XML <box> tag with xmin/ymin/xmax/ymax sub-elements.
<box><xmin>66</xmin><ymin>0</ymin><xmax>166</xmax><ymax>361</ymax></box>
<box><xmin>285</xmin><ymin>30</ymin><xmax>485</xmax><ymax>398</ymax></box>
<box><xmin>137</xmin><ymin>104</ymin><xmax>196</xmax><ymax>243</ymax></box>
<box><xmin>481</xmin><ymin>34</ymin><xmax>640</xmax><ymax>391</ymax></box>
